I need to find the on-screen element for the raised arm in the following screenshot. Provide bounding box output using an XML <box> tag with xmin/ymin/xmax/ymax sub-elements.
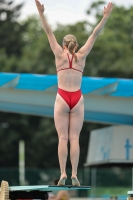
<box><xmin>78</xmin><ymin>2</ymin><xmax>113</xmax><ymax>57</ymax></box>
<box><xmin>35</xmin><ymin>0</ymin><xmax>63</xmax><ymax>56</ymax></box>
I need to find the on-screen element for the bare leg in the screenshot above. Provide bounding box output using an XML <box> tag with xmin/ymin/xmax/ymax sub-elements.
<box><xmin>54</xmin><ymin>94</ymin><xmax>70</xmax><ymax>184</ymax></box>
<box><xmin>69</xmin><ymin>95</ymin><xmax>84</xmax><ymax>185</ymax></box>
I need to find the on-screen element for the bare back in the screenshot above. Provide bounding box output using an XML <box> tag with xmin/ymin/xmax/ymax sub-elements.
<box><xmin>55</xmin><ymin>52</ymin><xmax>86</xmax><ymax>91</ymax></box>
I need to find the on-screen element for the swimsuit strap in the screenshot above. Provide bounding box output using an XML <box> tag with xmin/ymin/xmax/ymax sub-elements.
<box><xmin>67</xmin><ymin>53</ymin><xmax>74</xmax><ymax>69</ymax></box>
<box><xmin>57</xmin><ymin>53</ymin><xmax>83</xmax><ymax>73</ymax></box>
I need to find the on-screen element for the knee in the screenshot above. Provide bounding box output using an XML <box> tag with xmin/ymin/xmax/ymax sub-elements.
<box><xmin>69</xmin><ymin>135</ymin><xmax>79</xmax><ymax>142</ymax></box>
<box><xmin>59</xmin><ymin>135</ymin><xmax>68</xmax><ymax>142</ymax></box>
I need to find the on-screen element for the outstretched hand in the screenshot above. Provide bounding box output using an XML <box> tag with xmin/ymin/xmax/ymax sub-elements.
<box><xmin>104</xmin><ymin>2</ymin><xmax>113</xmax><ymax>18</ymax></box>
<box><xmin>35</xmin><ymin>0</ymin><xmax>44</xmax><ymax>13</ymax></box>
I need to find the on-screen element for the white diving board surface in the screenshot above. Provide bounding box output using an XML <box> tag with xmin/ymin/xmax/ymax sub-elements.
<box><xmin>9</xmin><ymin>185</ymin><xmax>90</xmax><ymax>191</ymax></box>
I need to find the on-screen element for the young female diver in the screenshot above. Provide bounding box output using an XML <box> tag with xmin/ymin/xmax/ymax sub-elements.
<box><xmin>35</xmin><ymin>0</ymin><xmax>113</xmax><ymax>186</ymax></box>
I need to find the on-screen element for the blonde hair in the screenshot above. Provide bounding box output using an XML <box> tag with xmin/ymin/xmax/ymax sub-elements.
<box><xmin>62</xmin><ymin>34</ymin><xmax>78</xmax><ymax>62</ymax></box>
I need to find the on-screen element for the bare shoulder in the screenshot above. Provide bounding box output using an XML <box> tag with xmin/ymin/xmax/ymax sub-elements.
<box><xmin>58</xmin><ymin>190</ymin><xmax>69</xmax><ymax>195</ymax></box>
<box><xmin>76</xmin><ymin>34</ymin><xmax>97</xmax><ymax>58</ymax></box>
<box><xmin>55</xmin><ymin>190</ymin><xmax>69</xmax><ymax>200</ymax></box>
<box><xmin>75</xmin><ymin>51</ymin><xmax>86</xmax><ymax>60</ymax></box>
<box><xmin>55</xmin><ymin>51</ymin><xmax>65</xmax><ymax>59</ymax></box>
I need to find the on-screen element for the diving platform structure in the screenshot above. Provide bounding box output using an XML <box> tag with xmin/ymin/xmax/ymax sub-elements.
<box><xmin>128</xmin><ymin>191</ymin><xmax>133</xmax><ymax>200</ymax></box>
<box><xmin>0</xmin><ymin>180</ymin><xmax>90</xmax><ymax>200</ymax></box>
<box><xmin>0</xmin><ymin>72</ymin><xmax>133</xmax><ymax>125</ymax></box>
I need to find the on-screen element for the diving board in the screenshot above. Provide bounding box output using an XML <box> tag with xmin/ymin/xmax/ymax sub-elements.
<box><xmin>10</xmin><ymin>185</ymin><xmax>90</xmax><ymax>191</ymax></box>
<box><xmin>0</xmin><ymin>181</ymin><xmax>90</xmax><ymax>200</ymax></box>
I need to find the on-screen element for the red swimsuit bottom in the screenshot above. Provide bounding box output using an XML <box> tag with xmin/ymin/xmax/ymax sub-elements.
<box><xmin>58</xmin><ymin>88</ymin><xmax>82</xmax><ymax>110</ymax></box>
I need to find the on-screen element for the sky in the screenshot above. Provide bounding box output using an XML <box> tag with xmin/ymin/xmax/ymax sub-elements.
<box><xmin>17</xmin><ymin>0</ymin><xmax>133</xmax><ymax>26</ymax></box>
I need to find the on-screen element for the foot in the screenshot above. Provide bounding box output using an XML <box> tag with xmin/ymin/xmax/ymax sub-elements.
<box><xmin>57</xmin><ymin>176</ymin><xmax>67</xmax><ymax>186</ymax></box>
<box><xmin>71</xmin><ymin>176</ymin><xmax>80</xmax><ymax>186</ymax></box>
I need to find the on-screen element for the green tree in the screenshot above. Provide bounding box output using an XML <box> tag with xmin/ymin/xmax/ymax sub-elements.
<box><xmin>0</xmin><ymin>0</ymin><xmax>25</xmax><ymax>57</ymax></box>
<box><xmin>85</xmin><ymin>1</ymin><xmax>133</xmax><ymax>78</ymax></box>
<box><xmin>17</xmin><ymin>16</ymin><xmax>56</xmax><ymax>74</ymax></box>
<box><xmin>18</xmin><ymin>2</ymin><xmax>133</xmax><ymax>78</ymax></box>
<box><xmin>0</xmin><ymin>0</ymin><xmax>28</xmax><ymax>73</ymax></box>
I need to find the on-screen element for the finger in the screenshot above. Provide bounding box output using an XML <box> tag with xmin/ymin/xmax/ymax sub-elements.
<box><xmin>109</xmin><ymin>2</ymin><xmax>113</xmax><ymax>8</ymax></box>
<box><xmin>108</xmin><ymin>3</ymin><xmax>113</xmax><ymax>10</ymax></box>
<box><xmin>41</xmin><ymin>4</ymin><xmax>44</xmax><ymax>10</ymax></box>
<box><xmin>36</xmin><ymin>0</ymin><xmax>41</xmax><ymax>6</ymax></box>
<box><xmin>107</xmin><ymin>3</ymin><xmax>111</xmax><ymax>8</ymax></box>
<box><xmin>35</xmin><ymin>0</ymin><xmax>39</xmax><ymax>3</ymax></box>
